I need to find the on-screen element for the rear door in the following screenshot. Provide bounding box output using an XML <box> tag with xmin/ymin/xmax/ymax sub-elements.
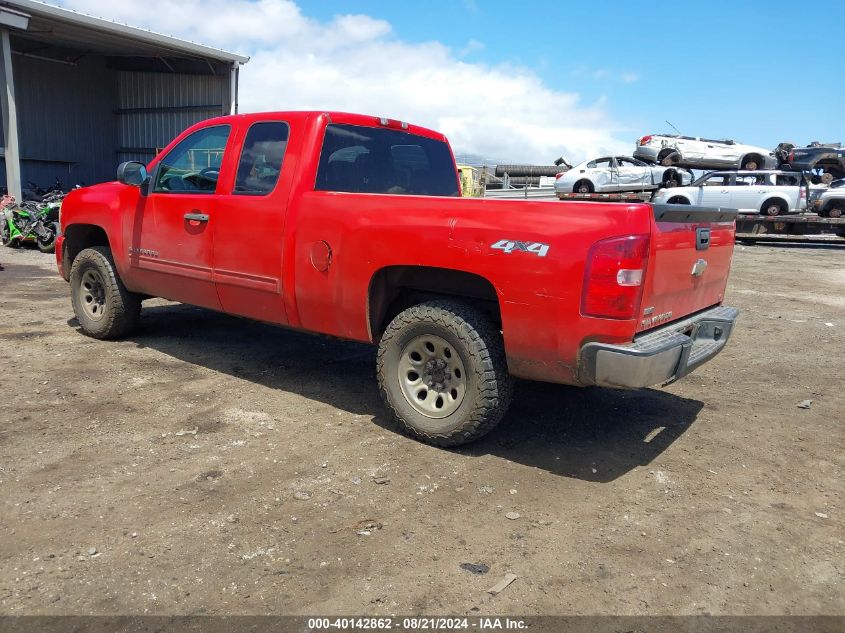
<box><xmin>638</xmin><ymin>205</ymin><xmax>737</xmax><ymax>332</ymax></box>
<box><xmin>730</xmin><ymin>173</ymin><xmax>762</xmax><ymax>212</ymax></box>
<box><xmin>213</xmin><ymin>118</ymin><xmax>298</xmax><ymax>324</ymax></box>
<box><xmin>128</xmin><ymin>124</ymin><xmax>231</xmax><ymax>308</ymax></box>
<box><xmin>590</xmin><ymin>157</ymin><xmax>616</xmax><ymax>191</ymax></box>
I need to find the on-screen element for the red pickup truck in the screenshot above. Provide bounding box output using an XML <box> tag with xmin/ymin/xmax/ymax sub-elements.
<box><xmin>55</xmin><ymin>111</ymin><xmax>739</xmax><ymax>446</ymax></box>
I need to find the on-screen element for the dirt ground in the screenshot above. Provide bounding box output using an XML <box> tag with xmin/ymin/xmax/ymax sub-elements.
<box><xmin>0</xmin><ymin>241</ymin><xmax>842</xmax><ymax>616</ymax></box>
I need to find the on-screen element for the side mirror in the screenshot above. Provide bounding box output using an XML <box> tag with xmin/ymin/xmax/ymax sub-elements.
<box><xmin>117</xmin><ymin>161</ymin><xmax>149</xmax><ymax>187</ymax></box>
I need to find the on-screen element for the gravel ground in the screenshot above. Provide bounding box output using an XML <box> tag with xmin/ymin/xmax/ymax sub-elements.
<box><xmin>0</xmin><ymin>242</ymin><xmax>842</xmax><ymax>615</ymax></box>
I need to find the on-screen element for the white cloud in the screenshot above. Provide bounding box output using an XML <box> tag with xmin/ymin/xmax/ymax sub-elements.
<box><xmin>621</xmin><ymin>72</ymin><xmax>641</xmax><ymax>84</ymax></box>
<box><xmin>60</xmin><ymin>0</ymin><xmax>630</xmax><ymax>164</ymax></box>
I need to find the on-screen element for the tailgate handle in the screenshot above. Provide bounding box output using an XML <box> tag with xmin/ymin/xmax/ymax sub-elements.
<box><xmin>696</xmin><ymin>227</ymin><xmax>711</xmax><ymax>250</ymax></box>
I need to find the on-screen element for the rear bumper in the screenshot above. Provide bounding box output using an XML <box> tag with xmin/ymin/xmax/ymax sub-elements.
<box><xmin>578</xmin><ymin>305</ymin><xmax>739</xmax><ymax>389</ymax></box>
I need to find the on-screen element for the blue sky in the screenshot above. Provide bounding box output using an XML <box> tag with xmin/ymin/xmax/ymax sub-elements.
<box><xmin>62</xmin><ymin>0</ymin><xmax>841</xmax><ymax>163</ymax></box>
<box><xmin>304</xmin><ymin>0</ymin><xmax>843</xmax><ymax>150</ymax></box>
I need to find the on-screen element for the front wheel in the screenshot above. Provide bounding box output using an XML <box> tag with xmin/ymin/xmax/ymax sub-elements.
<box><xmin>376</xmin><ymin>301</ymin><xmax>513</xmax><ymax>447</ymax></box>
<box><xmin>70</xmin><ymin>246</ymin><xmax>141</xmax><ymax>339</ymax></box>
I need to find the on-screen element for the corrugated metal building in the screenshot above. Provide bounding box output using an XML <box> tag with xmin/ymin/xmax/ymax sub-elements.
<box><xmin>0</xmin><ymin>0</ymin><xmax>248</xmax><ymax>199</ymax></box>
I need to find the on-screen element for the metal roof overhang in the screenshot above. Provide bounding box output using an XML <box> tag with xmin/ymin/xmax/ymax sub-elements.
<box><xmin>1</xmin><ymin>0</ymin><xmax>249</xmax><ymax>68</ymax></box>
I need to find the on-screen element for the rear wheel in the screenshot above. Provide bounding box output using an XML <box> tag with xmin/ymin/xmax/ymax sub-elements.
<box><xmin>36</xmin><ymin>221</ymin><xmax>59</xmax><ymax>253</ymax></box>
<box><xmin>659</xmin><ymin>150</ymin><xmax>680</xmax><ymax>166</ymax></box>
<box><xmin>573</xmin><ymin>180</ymin><xmax>594</xmax><ymax>194</ymax></box>
<box><xmin>376</xmin><ymin>300</ymin><xmax>513</xmax><ymax>447</ymax></box>
<box><xmin>662</xmin><ymin>170</ymin><xmax>681</xmax><ymax>188</ymax></box>
<box><xmin>70</xmin><ymin>246</ymin><xmax>141</xmax><ymax>339</ymax></box>
<box><xmin>741</xmin><ymin>155</ymin><xmax>762</xmax><ymax>170</ymax></box>
<box><xmin>761</xmin><ymin>198</ymin><xmax>786</xmax><ymax>217</ymax></box>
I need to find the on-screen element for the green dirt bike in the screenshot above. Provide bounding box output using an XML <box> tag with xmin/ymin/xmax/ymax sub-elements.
<box><xmin>0</xmin><ymin>197</ymin><xmax>62</xmax><ymax>253</ymax></box>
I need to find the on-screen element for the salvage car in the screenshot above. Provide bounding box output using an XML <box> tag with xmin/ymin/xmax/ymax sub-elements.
<box><xmin>785</xmin><ymin>143</ymin><xmax>845</xmax><ymax>181</ymax></box>
<box><xmin>54</xmin><ymin>111</ymin><xmax>739</xmax><ymax>447</ymax></box>
<box><xmin>652</xmin><ymin>170</ymin><xmax>806</xmax><ymax>216</ymax></box>
<box><xmin>634</xmin><ymin>134</ymin><xmax>777</xmax><ymax>170</ymax></box>
<box><xmin>812</xmin><ymin>179</ymin><xmax>845</xmax><ymax>218</ymax></box>
<box><xmin>553</xmin><ymin>156</ymin><xmax>691</xmax><ymax>194</ymax></box>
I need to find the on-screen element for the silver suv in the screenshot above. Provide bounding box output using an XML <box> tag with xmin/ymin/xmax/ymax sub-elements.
<box><xmin>651</xmin><ymin>170</ymin><xmax>806</xmax><ymax>216</ymax></box>
<box><xmin>812</xmin><ymin>180</ymin><xmax>845</xmax><ymax>218</ymax></box>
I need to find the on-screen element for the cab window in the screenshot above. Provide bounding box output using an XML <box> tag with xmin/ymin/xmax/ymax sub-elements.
<box><xmin>234</xmin><ymin>122</ymin><xmax>290</xmax><ymax>196</ymax></box>
<box><xmin>152</xmin><ymin>125</ymin><xmax>230</xmax><ymax>194</ymax></box>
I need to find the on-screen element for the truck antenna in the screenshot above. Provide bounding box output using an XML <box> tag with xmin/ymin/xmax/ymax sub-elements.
<box><xmin>666</xmin><ymin>120</ymin><xmax>682</xmax><ymax>135</ymax></box>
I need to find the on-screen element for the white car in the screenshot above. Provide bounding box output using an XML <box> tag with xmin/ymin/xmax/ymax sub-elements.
<box><xmin>634</xmin><ymin>134</ymin><xmax>778</xmax><ymax>170</ymax></box>
<box><xmin>651</xmin><ymin>170</ymin><xmax>807</xmax><ymax>216</ymax></box>
<box><xmin>553</xmin><ymin>156</ymin><xmax>692</xmax><ymax>194</ymax></box>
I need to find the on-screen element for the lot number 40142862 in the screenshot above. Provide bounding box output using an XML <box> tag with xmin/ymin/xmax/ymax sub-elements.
<box><xmin>490</xmin><ymin>239</ymin><xmax>550</xmax><ymax>257</ymax></box>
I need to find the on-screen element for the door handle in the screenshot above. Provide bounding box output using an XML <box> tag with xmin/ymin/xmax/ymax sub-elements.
<box><xmin>184</xmin><ymin>211</ymin><xmax>209</xmax><ymax>222</ymax></box>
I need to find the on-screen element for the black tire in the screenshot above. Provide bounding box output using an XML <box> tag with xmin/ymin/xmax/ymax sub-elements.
<box><xmin>36</xmin><ymin>221</ymin><xmax>59</xmax><ymax>253</ymax></box>
<box><xmin>70</xmin><ymin>246</ymin><xmax>141</xmax><ymax>339</ymax></box>
<box><xmin>667</xmin><ymin>196</ymin><xmax>690</xmax><ymax>204</ymax></box>
<box><xmin>827</xmin><ymin>205</ymin><xmax>843</xmax><ymax>219</ymax></box>
<box><xmin>761</xmin><ymin>198</ymin><xmax>786</xmax><ymax>217</ymax></box>
<box><xmin>573</xmin><ymin>180</ymin><xmax>594</xmax><ymax>194</ymax></box>
<box><xmin>662</xmin><ymin>170</ymin><xmax>680</xmax><ymax>188</ymax></box>
<box><xmin>0</xmin><ymin>219</ymin><xmax>11</xmax><ymax>246</ymax></box>
<box><xmin>658</xmin><ymin>150</ymin><xmax>680</xmax><ymax>166</ymax></box>
<box><xmin>741</xmin><ymin>155</ymin><xmax>762</xmax><ymax>170</ymax></box>
<box><xmin>376</xmin><ymin>300</ymin><xmax>513</xmax><ymax>447</ymax></box>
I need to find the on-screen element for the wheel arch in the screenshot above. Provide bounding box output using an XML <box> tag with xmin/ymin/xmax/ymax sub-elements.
<box><xmin>741</xmin><ymin>152</ymin><xmax>766</xmax><ymax>169</ymax></box>
<box><xmin>760</xmin><ymin>196</ymin><xmax>789</xmax><ymax>213</ymax></box>
<box><xmin>367</xmin><ymin>265</ymin><xmax>501</xmax><ymax>341</ymax></box>
<box><xmin>61</xmin><ymin>223</ymin><xmax>111</xmax><ymax>281</ymax></box>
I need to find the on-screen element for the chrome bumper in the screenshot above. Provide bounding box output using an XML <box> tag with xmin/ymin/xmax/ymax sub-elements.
<box><xmin>578</xmin><ymin>306</ymin><xmax>739</xmax><ymax>389</ymax></box>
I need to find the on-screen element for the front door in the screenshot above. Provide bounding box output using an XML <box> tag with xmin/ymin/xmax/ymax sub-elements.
<box><xmin>616</xmin><ymin>157</ymin><xmax>651</xmax><ymax>191</ymax></box>
<box><xmin>128</xmin><ymin>124</ymin><xmax>232</xmax><ymax>308</ymax></box>
<box><xmin>695</xmin><ymin>172</ymin><xmax>733</xmax><ymax>207</ymax></box>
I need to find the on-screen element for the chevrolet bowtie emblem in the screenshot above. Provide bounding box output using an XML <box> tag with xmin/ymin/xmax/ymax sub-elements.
<box><xmin>691</xmin><ymin>259</ymin><xmax>708</xmax><ymax>277</ymax></box>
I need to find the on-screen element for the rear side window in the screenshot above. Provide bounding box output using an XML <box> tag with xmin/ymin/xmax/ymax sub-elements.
<box><xmin>315</xmin><ymin>124</ymin><xmax>459</xmax><ymax>196</ymax></box>
<box><xmin>234</xmin><ymin>122</ymin><xmax>289</xmax><ymax>195</ymax></box>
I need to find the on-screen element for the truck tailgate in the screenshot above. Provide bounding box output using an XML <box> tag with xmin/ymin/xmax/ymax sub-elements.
<box><xmin>638</xmin><ymin>204</ymin><xmax>737</xmax><ymax>332</ymax></box>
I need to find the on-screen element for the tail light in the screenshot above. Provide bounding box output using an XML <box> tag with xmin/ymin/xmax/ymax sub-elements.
<box><xmin>581</xmin><ymin>235</ymin><xmax>650</xmax><ymax>320</ymax></box>
<box><xmin>638</xmin><ymin>135</ymin><xmax>653</xmax><ymax>146</ymax></box>
<box><xmin>555</xmin><ymin>172</ymin><xmax>565</xmax><ymax>180</ymax></box>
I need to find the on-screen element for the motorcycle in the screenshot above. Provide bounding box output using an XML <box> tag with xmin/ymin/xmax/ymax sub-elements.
<box><xmin>0</xmin><ymin>195</ymin><xmax>62</xmax><ymax>253</ymax></box>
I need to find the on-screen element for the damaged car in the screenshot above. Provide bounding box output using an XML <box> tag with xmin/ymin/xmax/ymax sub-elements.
<box><xmin>553</xmin><ymin>156</ymin><xmax>691</xmax><ymax>194</ymax></box>
<box><xmin>634</xmin><ymin>134</ymin><xmax>777</xmax><ymax>170</ymax></box>
<box><xmin>782</xmin><ymin>142</ymin><xmax>845</xmax><ymax>182</ymax></box>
